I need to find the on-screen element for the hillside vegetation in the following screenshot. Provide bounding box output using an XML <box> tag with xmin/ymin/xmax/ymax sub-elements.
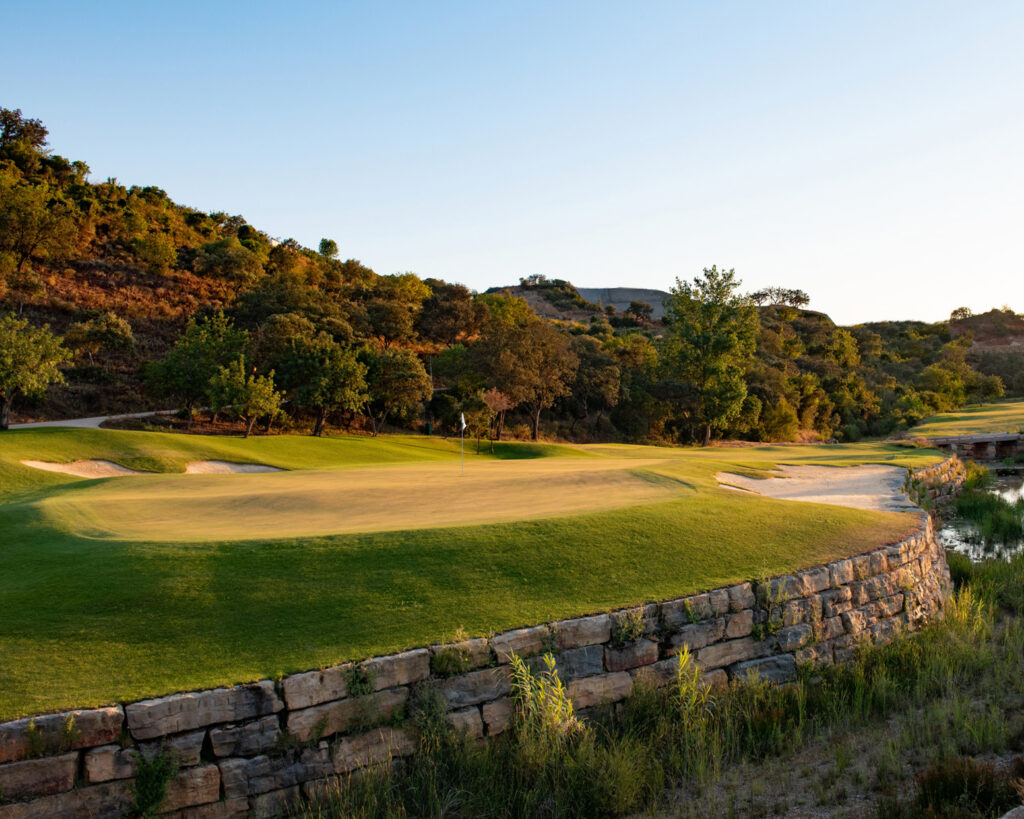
<box><xmin>0</xmin><ymin>106</ymin><xmax>1019</xmax><ymax>444</ymax></box>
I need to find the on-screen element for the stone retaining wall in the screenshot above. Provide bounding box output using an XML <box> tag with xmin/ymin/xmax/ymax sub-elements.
<box><xmin>911</xmin><ymin>453</ymin><xmax>966</xmax><ymax>508</ymax></box>
<box><xmin>0</xmin><ymin>460</ymin><xmax>960</xmax><ymax>818</ymax></box>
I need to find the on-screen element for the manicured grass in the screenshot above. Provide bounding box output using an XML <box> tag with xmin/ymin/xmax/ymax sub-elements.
<box><xmin>0</xmin><ymin>428</ymin><xmax>941</xmax><ymax>720</ymax></box>
<box><xmin>910</xmin><ymin>400</ymin><xmax>1024</xmax><ymax>437</ymax></box>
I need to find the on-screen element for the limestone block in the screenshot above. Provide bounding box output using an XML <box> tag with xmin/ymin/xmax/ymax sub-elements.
<box><xmin>429</xmin><ymin>638</ymin><xmax>492</xmax><ymax>671</ymax></box>
<box><xmin>700</xmin><ymin>669</ymin><xmax>729</xmax><ymax>692</ymax></box>
<box><xmin>0</xmin><ymin>706</ymin><xmax>124</xmax><ymax>764</ymax></box>
<box><xmin>482</xmin><ymin>698</ymin><xmax>513</xmax><ymax>736</ymax></box>
<box><xmin>554</xmin><ymin>615</ymin><xmax>611</xmax><ymax>650</ymax></box>
<box><xmin>696</xmin><ymin>637</ymin><xmax>770</xmax><ymax>670</ymax></box>
<box><xmin>732</xmin><ymin>655</ymin><xmax>797</xmax><ymax>685</ymax></box>
<box><xmin>841</xmin><ymin>609</ymin><xmax>867</xmax><ymax>635</ymax></box>
<box><xmin>709</xmin><ymin>588</ymin><xmax>731</xmax><ymax>616</ymax></box>
<box><xmin>820</xmin><ymin>586</ymin><xmax>853</xmax><ymax>618</ymax></box>
<box><xmin>446</xmin><ymin>707</ymin><xmax>484</xmax><ymax>739</ymax></box>
<box><xmin>821</xmin><ymin>616</ymin><xmax>845</xmax><ymax>641</ymax></box>
<box><xmin>727</xmin><ymin>583</ymin><xmax>756</xmax><ymax>612</ymax></box>
<box><xmin>363</xmin><ymin>649</ymin><xmax>431</xmax><ymax>691</ymax></box>
<box><xmin>725</xmin><ymin>610</ymin><xmax>754</xmax><ymax>639</ymax></box>
<box><xmin>282</xmin><ymin>665</ymin><xmax>350</xmax><ymax>710</ymax></box>
<box><xmin>84</xmin><ymin>729</ymin><xmax>205</xmax><ymax>783</ymax></box>
<box><xmin>604</xmin><ymin>639</ymin><xmax>658</xmax><ymax>672</ymax></box>
<box><xmin>160</xmin><ymin>764</ymin><xmax>222</xmax><ymax>813</ymax></box>
<box><xmin>827</xmin><ymin>558</ymin><xmax>854</xmax><ymax>587</ymax></box>
<box><xmin>555</xmin><ymin>645</ymin><xmax>605</xmax><ymax>680</ymax></box>
<box><xmin>126</xmin><ymin>681</ymin><xmax>282</xmax><ymax>741</ymax></box>
<box><xmin>249</xmin><ymin>786</ymin><xmax>301</xmax><ymax>819</ymax></box>
<box><xmin>667</xmin><ymin>618</ymin><xmax>726</xmax><ymax>653</ymax></box>
<box><xmin>795</xmin><ymin>643</ymin><xmax>833</xmax><ymax>666</ymax></box>
<box><xmin>869</xmin><ymin>619</ymin><xmax>897</xmax><ymax>644</ymax></box>
<box><xmin>783</xmin><ymin>596</ymin><xmax>821</xmax><ymax>627</ymax></box>
<box><xmin>885</xmin><ymin>542</ymin><xmax>910</xmax><ymax>567</ymax></box>
<box><xmin>220</xmin><ymin>747</ymin><xmax>331</xmax><ymax>799</ymax></box>
<box><xmin>876</xmin><ymin>593</ymin><xmax>905</xmax><ymax>618</ymax></box>
<box><xmin>491</xmin><ymin>626</ymin><xmax>549</xmax><ymax>663</ymax></box>
<box><xmin>766</xmin><ymin>575</ymin><xmax>801</xmax><ymax>601</ymax></box>
<box><xmin>286</xmin><ymin>688</ymin><xmax>408</xmax><ymax>743</ymax></box>
<box><xmin>631</xmin><ymin>656</ymin><xmax>679</xmax><ymax>687</ymax></box>
<box><xmin>439</xmin><ymin>667</ymin><xmax>511</xmax><ymax>709</ymax></box>
<box><xmin>0</xmin><ymin>779</ymin><xmax>132</xmax><ymax>819</ymax></box>
<box><xmin>332</xmin><ymin>727</ymin><xmax>415</xmax><ymax>774</ymax></box>
<box><xmin>567</xmin><ymin>673</ymin><xmax>632</xmax><ymax>709</ymax></box>
<box><xmin>0</xmin><ymin>752</ymin><xmax>77</xmax><ymax>800</ymax></box>
<box><xmin>776</xmin><ymin>623</ymin><xmax>812</xmax><ymax>653</ymax></box>
<box><xmin>209</xmin><ymin>715</ymin><xmax>281</xmax><ymax>758</ymax></box>
<box><xmin>797</xmin><ymin>566</ymin><xmax>831</xmax><ymax>595</ymax></box>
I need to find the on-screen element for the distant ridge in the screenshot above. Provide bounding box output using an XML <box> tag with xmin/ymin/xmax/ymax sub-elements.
<box><xmin>576</xmin><ymin>287</ymin><xmax>672</xmax><ymax>319</ymax></box>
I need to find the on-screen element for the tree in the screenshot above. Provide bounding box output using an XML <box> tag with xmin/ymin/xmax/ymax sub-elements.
<box><xmin>416</xmin><ymin>279</ymin><xmax>488</xmax><ymax>346</ymax></box>
<box><xmin>626</xmin><ymin>300</ymin><xmax>653</xmax><ymax>323</ymax></box>
<box><xmin>663</xmin><ymin>266</ymin><xmax>759</xmax><ymax>446</ymax></box>
<box><xmin>0</xmin><ymin>108</ymin><xmax>48</xmax><ymax>151</ymax></box>
<box><xmin>144</xmin><ymin>313</ymin><xmax>248</xmax><ymax>422</ymax></box>
<box><xmin>278</xmin><ymin>334</ymin><xmax>368</xmax><ymax>436</ymax></box>
<box><xmin>361</xmin><ymin>348</ymin><xmax>432</xmax><ymax>435</ymax></box>
<box><xmin>950</xmin><ymin>306</ymin><xmax>972</xmax><ymax>322</ymax></box>
<box><xmin>482</xmin><ymin>388</ymin><xmax>513</xmax><ymax>449</ymax></box>
<box><xmin>195</xmin><ymin>237</ymin><xmax>263</xmax><ymax>285</ymax></box>
<box><xmin>318</xmin><ymin>238</ymin><xmax>339</xmax><ymax>260</ymax></box>
<box><xmin>749</xmin><ymin>287</ymin><xmax>810</xmax><ymax>308</ymax></box>
<box><xmin>0</xmin><ymin>171</ymin><xmax>79</xmax><ymax>309</ymax></box>
<box><xmin>208</xmin><ymin>359</ymin><xmax>282</xmax><ymax>438</ymax></box>
<box><xmin>64</xmin><ymin>312</ymin><xmax>134</xmax><ymax>364</ymax></box>
<box><xmin>0</xmin><ymin>314</ymin><xmax>70</xmax><ymax>429</ymax></box>
<box><xmin>566</xmin><ymin>335</ymin><xmax>620</xmax><ymax>431</ymax></box>
<box><xmin>132</xmin><ymin>233</ymin><xmax>176</xmax><ymax>275</ymax></box>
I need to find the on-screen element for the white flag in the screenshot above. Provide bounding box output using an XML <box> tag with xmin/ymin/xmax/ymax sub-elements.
<box><xmin>460</xmin><ymin>412</ymin><xmax>467</xmax><ymax>431</ymax></box>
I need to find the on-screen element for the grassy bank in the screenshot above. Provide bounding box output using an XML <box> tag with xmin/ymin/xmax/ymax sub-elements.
<box><xmin>911</xmin><ymin>400</ymin><xmax>1024</xmax><ymax>437</ymax></box>
<box><xmin>296</xmin><ymin>555</ymin><xmax>1024</xmax><ymax>819</ymax></box>
<box><xmin>0</xmin><ymin>428</ymin><xmax>938</xmax><ymax>719</ymax></box>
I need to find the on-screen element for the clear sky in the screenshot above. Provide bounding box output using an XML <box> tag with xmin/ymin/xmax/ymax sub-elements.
<box><xmin>5</xmin><ymin>1</ymin><xmax>1023</xmax><ymax>324</ymax></box>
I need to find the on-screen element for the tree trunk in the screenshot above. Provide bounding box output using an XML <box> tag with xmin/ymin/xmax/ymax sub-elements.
<box><xmin>265</xmin><ymin>414</ymin><xmax>274</xmax><ymax>434</ymax></box>
<box><xmin>0</xmin><ymin>396</ymin><xmax>11</xmax><ymax>431</ymax></box>
<box><xmin>703</xmin><ymin>424</ymin><xmax>711</xmax><ymax>447</ymax></box>
<box><xmin>245</xmin><ymin>416</ymin><xmax>257</xmax><ymax>438</ymax></box>
<box><xmin>532</xmin><ymin>405</ymin><xmax>541</xmax><ymax>441</ymax></box>
<box><xmin>313</xmin><ymin>408</ymin><xmax>327</xmax><ymax>437</ymax></box>
<box><xmin>185</xmin><ymin>400</ymin><xmax>195</xmax><ymax>429</ymax></box>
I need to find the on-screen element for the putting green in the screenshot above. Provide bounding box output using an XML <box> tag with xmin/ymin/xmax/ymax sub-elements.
<box><xmin>38</xmin><ymin>458</ymin><xmax>694</xmax><ymax>541</ymax></box>
<box><xmin>0</xmin><ymin>428</ymin><xmax>945</xmax><ymax>719</ymax></box>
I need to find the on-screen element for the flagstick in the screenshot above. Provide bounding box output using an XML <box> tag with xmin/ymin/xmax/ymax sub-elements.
<box><xmin>460</xmin><ymin>426</ymin><xmax>464</xmax><ymax>475</ymax></box>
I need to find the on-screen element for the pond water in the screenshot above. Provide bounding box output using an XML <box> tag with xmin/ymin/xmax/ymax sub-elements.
<box><xmin>938</xmin><ymin>469</ymin><xmax>1024</xmax><ymax>561</ymax></box>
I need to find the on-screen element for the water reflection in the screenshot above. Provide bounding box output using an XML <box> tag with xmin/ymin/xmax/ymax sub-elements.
<box><xmin>938</xmin><ymin>470</ymin><xmax>1024</xmax><ymax>561</ymax></box>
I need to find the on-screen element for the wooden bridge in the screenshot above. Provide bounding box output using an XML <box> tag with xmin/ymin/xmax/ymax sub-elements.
<box><xmin>927</xmin><ymin>433</ymin><xmax>1024</xmax><ymax>461</ymax></box>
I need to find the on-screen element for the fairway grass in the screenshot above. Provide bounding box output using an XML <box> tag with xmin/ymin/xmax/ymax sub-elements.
<box><xmin>910</xmin><ymin>400</ymin><xmax>1024</xmax><ymax>437</ymax></box>
<box><xmin>0</xmin><ymin>428</ymin><xmax>943</xmax><ymax>720</ymax></box>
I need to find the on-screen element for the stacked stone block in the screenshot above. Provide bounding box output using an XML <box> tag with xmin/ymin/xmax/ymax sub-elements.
<box><xmin>0</xmin><ymin>461</ymin><xmax>959</xmax><ymax>818</ymax></box>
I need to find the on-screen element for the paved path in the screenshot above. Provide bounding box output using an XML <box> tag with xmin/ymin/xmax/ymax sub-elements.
<box><xmin>9</xmin><ymin>410</ymin><xmax>173</xmax><ymax>430</ymax></box>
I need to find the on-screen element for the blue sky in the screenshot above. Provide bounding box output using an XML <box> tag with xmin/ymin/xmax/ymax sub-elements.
<box><xmin>5</xmin><ymin>1</ymin><xmax>1023</xmax><ymax>323</ymax></box>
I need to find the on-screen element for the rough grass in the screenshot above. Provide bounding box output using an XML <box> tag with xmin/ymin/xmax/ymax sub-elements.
<box><xmin>0</xmin><ymin>429</ymin><xmax>940</xmax><ymax>720</ymax></box>
<box><xmin>911</xmin><ymin>400</ymin><xmax>1024</xmax><ymax>437</ymax></box>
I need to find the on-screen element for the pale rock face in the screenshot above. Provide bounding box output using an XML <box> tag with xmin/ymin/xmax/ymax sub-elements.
<box><xmin>0</xmin><ymin>752</ymin><xmax>78</xmax><ymax>800</ymax></box>
<box><xmin>566</xmin><ymin>672</ymin><xmax>633</xmax><ymax>708</ymax></box>
<box><xmin>605</xmin><ymin>639</ymin><xmax>659</xmax><ymax>672</ymax></box>
<box><xmin>362</xmin><ymin>649</ymin><xmax>431</xmax><ymax>691</ymax></box>
<box><xmin>490</xmin><ymin>626</ymin><xmax>549</xmax><ymax>663</ymax></box>
<box><xmin>285</xmin><ymin>688</ymin><xmax>408</xmax><ymax>743</ymax></box>
<box><xmin>125</xmin><ymin>681</ymin><xmax>282</xmax><ymax>741</ymax></box>
<box><xmin>554</xmin><ymin>615</ymin><xmax>611</xmax><ymax>650</ymax></box>
<box><xmin>332</xmin><ymin>727</ymin><xmax>416</xmax><ymax>774</ymax></box>
<box><xmin>281</xmin><ymin>665</ymin><xmax>351</xmax><ymax>711</ymax></box>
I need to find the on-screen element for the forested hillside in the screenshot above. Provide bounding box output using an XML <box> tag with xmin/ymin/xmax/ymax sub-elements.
<box><xmin>1</xmin><ymin>107</ymin><xmax>1018</xmax><ymax>441</ymax></box>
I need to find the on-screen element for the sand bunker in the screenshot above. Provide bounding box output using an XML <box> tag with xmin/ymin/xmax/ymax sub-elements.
<box><xmin>184</xmin><ymin>460</ymin><xmax>283</xmax><ymax>474</ymax></box>
<box><xmin>20</xmin><ymin>459</ymin><xmax>150</xmax><ymax>478</ymax></box>
<box><xmin>716</xmin><ymin>465</ymin><xmax>919</xmax><ymax>513</ymax></box>
<box><xmin>22</xmin><ymin>459</ymin><xmax>282</xmax><ymax>479</ymax></box>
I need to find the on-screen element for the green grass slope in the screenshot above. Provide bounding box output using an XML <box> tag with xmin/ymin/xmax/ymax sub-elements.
<box><xmin>0</xmin><ymin>429</ymin><xmax>941</xmax><ymax>719</ymax></box>
<box><xmin>910</xmin><ymin>400</ymin><xmax>1024</xmax><ymax>437</ymax></box>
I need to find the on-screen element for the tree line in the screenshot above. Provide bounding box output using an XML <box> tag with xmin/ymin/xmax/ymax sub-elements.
<box><xmin>0</xmin><ymin>107</ymin><xmax>1013</xmax><ymax>439</ymax></box>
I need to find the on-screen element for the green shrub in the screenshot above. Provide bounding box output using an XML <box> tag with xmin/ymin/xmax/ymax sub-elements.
<box><xmin>131</xmin><ymin>746</ymin><xmax>179</xmax><ymax>817</ymax></box>
<box><xmin>610</xmin><ymin>609</ymin><xmax>646</xmax><ymax>646</ymax></box>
